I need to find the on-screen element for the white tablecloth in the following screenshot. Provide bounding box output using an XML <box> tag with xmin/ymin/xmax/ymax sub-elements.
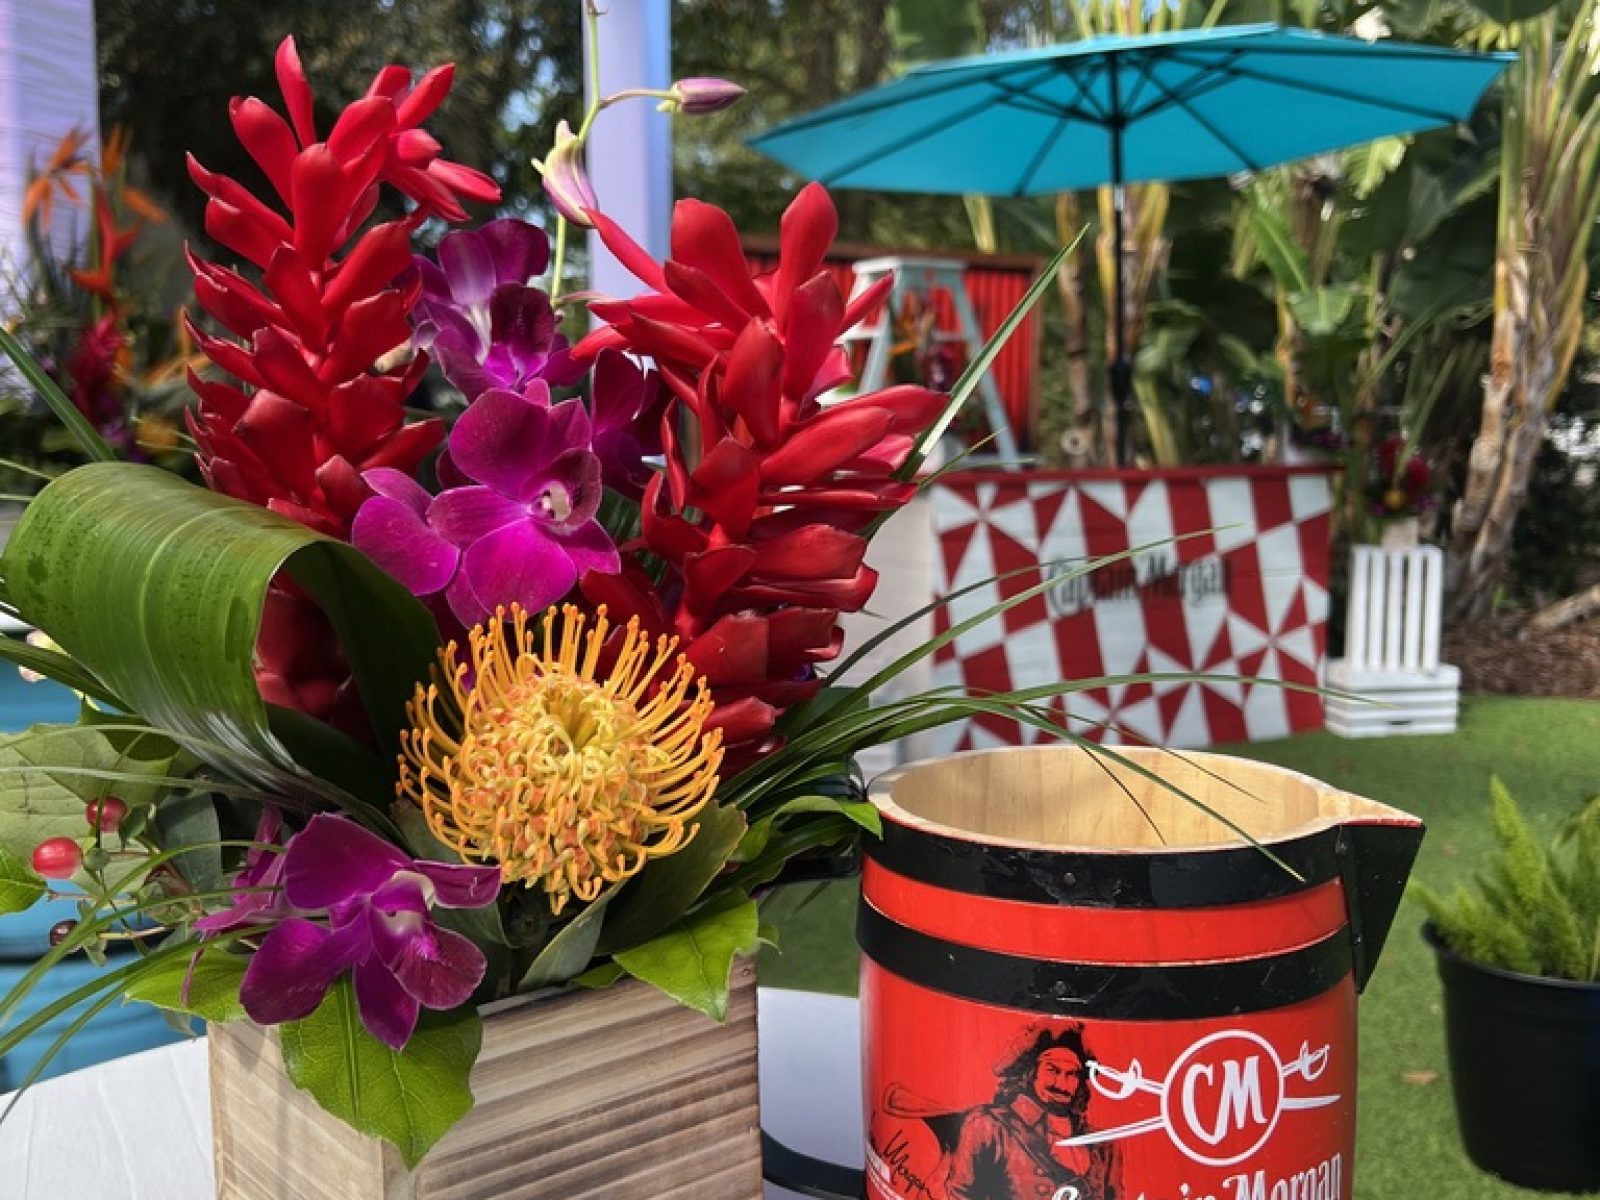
<box><xmin>0</xmin><ymin>987</ymin><xmax>863</xmax><ymax>1199</ymax></box>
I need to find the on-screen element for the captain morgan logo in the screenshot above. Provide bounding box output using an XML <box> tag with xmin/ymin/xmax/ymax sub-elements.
<box><xmin>1061</xmin><ymin>1030</ymin><xmax>1340</xmax><ymax>1168</ymax></box>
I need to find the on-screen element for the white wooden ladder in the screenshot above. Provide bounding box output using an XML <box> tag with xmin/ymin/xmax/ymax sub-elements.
<box><xmin>1325</xmin><ymin>544</ymin><xmax>1461</xmax><ymax>737</ymax></box>
<box><xmin>841</xmin><ymin>256</ymin><xmax>1020</xmax><ymax>464</ymax></box>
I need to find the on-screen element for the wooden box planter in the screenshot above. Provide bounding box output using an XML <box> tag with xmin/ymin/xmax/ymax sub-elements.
<box><xmin>209</xmin><ymin>959</ymin><xmax>762</xmax><ymax>1200</ymax></box>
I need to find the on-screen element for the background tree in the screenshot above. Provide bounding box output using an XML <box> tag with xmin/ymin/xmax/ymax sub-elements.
<box><xmin>1446</xmin><ymin>0</ymin><xmax>1600</xmax><ymax>620</ymax></box>
<box><xmin>96</xmin><ymin>0</ymin><xmax>576</xmax><ymax>238</ymax></box>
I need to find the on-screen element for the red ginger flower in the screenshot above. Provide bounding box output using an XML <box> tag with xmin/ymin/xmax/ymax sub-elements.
<box><xmin>574</xmin><ymin>184</ymin><xmax>945</xmax><ymax>770</ymax></box>
<box><xmin>185</xmin><ymin>37</ymin><xmax>498</xmax><ymax>736</ymax></box>
<box><xmin>185</xmin><ymin>36</ymin><xmax>499</xmax><ymax>538</ymax></box>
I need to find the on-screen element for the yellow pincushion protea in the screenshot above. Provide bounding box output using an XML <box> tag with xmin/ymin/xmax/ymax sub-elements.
<box><xmin>398</xmin><ymin>603</ymin><xmax>724</xmax><ymax>915</ymax></box>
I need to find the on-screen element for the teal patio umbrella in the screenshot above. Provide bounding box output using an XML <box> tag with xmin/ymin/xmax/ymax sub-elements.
<box><xmin>750</xmin><ymin>24</ymin><xmax>1512</xmax><ymax>463</ymax></box>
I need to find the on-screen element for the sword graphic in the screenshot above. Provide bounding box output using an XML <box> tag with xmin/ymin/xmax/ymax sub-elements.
<box><xmin>1057</xmin><ymin>1040</ymin><xmax>1340</xmax><ymax>1148</ymax></box>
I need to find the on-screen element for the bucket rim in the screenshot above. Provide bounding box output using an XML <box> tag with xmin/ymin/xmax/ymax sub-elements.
<box><xmin>869</xmin><ymin>745</ymin><xmax>1421</xmax><ymax>856</ymax></box>
<box><xmin>1422</xmin><ymin>921</ymin><xmax>1600</xmax><ymax>994</ymax></box>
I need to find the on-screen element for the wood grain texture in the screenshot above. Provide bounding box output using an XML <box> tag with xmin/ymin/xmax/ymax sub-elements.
<box><xmin>210</xmin><ymin>959</ymin><xmax>763</xmax><ymax>1200</ymax></box>
<box><xmin>870</xmin><ymin>745</ymin><xmax>1413</xmax><ymax>850</ymax></box>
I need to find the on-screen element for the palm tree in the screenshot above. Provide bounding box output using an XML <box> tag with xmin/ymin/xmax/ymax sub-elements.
<box><xmin>1447</xmin><ymin>2</ymin><xmax>1600</xmax><ymax>620</ymax></box>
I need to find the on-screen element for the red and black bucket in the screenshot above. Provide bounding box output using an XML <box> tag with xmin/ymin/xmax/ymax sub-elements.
<box><xmin>769</xmin><ymin>745</ymin><xmax>1423</xmax><ymax>1200</ymax></box>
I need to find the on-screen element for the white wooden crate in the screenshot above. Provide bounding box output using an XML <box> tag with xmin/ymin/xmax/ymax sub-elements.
<box><xmin>1325</xmin><ymin>544</ymin><xmax>1460</xmax><ymax>738</ymax></box>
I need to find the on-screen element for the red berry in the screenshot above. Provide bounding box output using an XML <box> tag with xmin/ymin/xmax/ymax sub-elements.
<box><xmin>48</xmin><ymin>920</ymin><xmax>75</xmax><ymax>946</ymax></box>
<box><xmin>31</xmin><ymin>837</ymin><xmax>82</xmax><ymax>880</ymax></box>
<box><xmin>87</xmin><ymin>796</ymin><xmax>128</xmax><ymax>832</ymax></box>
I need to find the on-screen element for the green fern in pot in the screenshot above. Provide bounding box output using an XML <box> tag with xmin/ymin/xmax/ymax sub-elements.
<box><xmin>1414</xmin><ymin>780</ymin><xmax>1600</xmax><ymax>1192</ymax></box>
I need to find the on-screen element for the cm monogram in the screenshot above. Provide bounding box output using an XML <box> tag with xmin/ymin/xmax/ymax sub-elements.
<box><xmin>1164</xmin><ymin>1031</ymin><xmax>1289</xmax><ymax>1166</ymax></box>
<box><xmin>1059</xmin><ymin>1029</ymin><xmax>1340</xmax><ymax>1168</ymax></box>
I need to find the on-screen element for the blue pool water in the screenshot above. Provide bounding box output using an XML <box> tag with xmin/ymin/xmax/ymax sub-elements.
<box><xmin>0</xmin><ymin>665</ymin><xmax>186</xmax><ymax>1087</ymax></box>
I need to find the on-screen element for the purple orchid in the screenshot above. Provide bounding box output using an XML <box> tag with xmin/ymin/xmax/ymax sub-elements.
<box><xmin>233</xmin><ymin>814</ymin><xmax>501</xmax><ymax>1050</ymax></box>
<box><xmin>413</xmin><ymin>217</ymin><xmax>583</xmax><ymax>400</ymax></box>
<box><xmin>589</xmin><ymin>349</ymin><xmax>667</xmax><ymax>501</ymax></box>
<box><xmin>353</xmin><ymin>382</ymin><xmax>621</xmax><ymax>627</ymax></box>
<box><xmin>194</xmin><ymin>807</ymin><xmax>287</xmax><ymax>937</ymax></box>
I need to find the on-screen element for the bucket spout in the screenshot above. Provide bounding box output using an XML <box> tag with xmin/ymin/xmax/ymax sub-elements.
<box><xmin>1335</xmin><ymin>818</ymin><xmax>1425</xmax><ymax>991</ymax></box>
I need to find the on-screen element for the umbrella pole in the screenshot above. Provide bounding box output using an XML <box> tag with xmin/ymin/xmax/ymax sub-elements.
<box><xmin>1111</xmin><ymin>176</ymin><xmax>1131</xmax><ymax>466</ymax></box>
<box><xmin>1108</xmin><ymin>84</ymin><xmax>1133</xmax><ymax>468</ymax></box>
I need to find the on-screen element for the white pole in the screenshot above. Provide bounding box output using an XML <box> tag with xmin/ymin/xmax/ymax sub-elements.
<box><xmin>583</xmin><ymin>0</ymin><xmax>671</xmax><ymax>302</ymax></box>
<box><xmin>0</xmin><ymin>0</ymin><xmax>100</xmax><ymax>287</ymax></box>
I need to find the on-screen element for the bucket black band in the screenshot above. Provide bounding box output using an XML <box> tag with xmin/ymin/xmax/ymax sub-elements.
<box><xmin>858</xmin><ymin>902</ymin><xmax>1351</xmax><ymax>1020</ymax></box>
<box><xmin>866</xmin><ymin>818</ymin><xmax>1342</xmax><ymax>909</ymax></box>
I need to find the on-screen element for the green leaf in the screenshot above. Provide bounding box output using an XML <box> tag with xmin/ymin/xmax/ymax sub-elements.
<box><xmin>122</xmin><ymin>942</ymin><xmax>247</xmax><ymax>1022</ymax></box>
<box><xmin>727</xmin><ymin>814</ymin><xmax>861</xmax><ymax>894</ymax></box>
<box><xmin>390</xmin><ymin>806</ymin><xmax>514</xmax><ymax>952</ymax></box>
<box><xmin>571</xmin><ymin>961</ymin><xmax>625</xmax><ymax>990</ymax></box>
<box><xmin>1287</xmin><ymin>287</ymin><xmax>1362</xmax><ymax>338</ymax></box>
<box><xmin>771</xmin><ymin>793</ymin><xmax>882</xmax><ymax>836</ymax></box>
<box><xmin>732</xmin><ymin>814</ymin><xmax>773</xmax><ymax>863</ymax></box>
<box><xmin>1</xmin><ymin>463</ymin><xmax>438</xmax><ymax>816</ymax></box>
<box><xmin>1465</xmin><ymin>0</ymin><xmax>1562</xmax><ymax>23</ymax></box>
<box><xmin>598</xmin><ymin>803</ymin><xmax>747</xmax><ymax>953</ymax></box>
<box><xmin>1345</xmin><ymin>137</ymin><xmax>1409</xmax><ymax>201</ymax></box>
<box><xmin>278</xmin><ymin>979</ymin><xmax>481</xmax><ymax>1168</ymax></box>
<box><xmin>0</xmin><ymin>326</ymin><xmax>116</xmax><ymax>463</ymax></box>
<box><xmin>518</xmin><ymin>889</ymin><xmax>615</xmax><ymax>989</ymax></box>
<box><xmin>1243</xmin><ymin>195</ymin><xmax>1311</xmax><ymax>293</ymax></box>
<box><xmin>151</xmin><ymin>792</ymin><xmax>225</xmax><ymax>894</ymax></box>
<box><xmin>392</xmin><ymin>801</ymin><xmax>458</xmax><ymax>864</ymax></box>
<box><xmin>613</xmin><ymin>890</ymin><xmax>760</xmax><ymax>1021</ymax></box>
<box><xmin>0</xmin><ymin>724</ymin><xmax>184</xmax><ymax>884</ymax></box>
<box><xmin>0</xmin><ymin>842</ymin><xmax>44</xmax><ymax>913</ymax></box>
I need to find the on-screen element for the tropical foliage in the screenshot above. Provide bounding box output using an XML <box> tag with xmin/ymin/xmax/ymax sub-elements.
<box><xmin>1445</xmin><ymin>0</ymin><xmax>1600</xmax><ymax>620</ymax></box>
<box><xmin>0</xmin><ymin>127</ymin><xmax>195</xmax><ymax>494</ymax></box>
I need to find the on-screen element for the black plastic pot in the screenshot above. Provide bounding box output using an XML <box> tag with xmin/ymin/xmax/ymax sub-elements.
<box><xmin>1425</xmin><ymin>924</ymin><xmax>1600</xmax><ymax>1193</ymax></box>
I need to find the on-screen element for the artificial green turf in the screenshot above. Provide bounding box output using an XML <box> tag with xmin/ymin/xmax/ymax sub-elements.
<box><xmin>757</xmin><ymin>695</ymin><xmax>1600</xmax><ymax>1199</ymax></box>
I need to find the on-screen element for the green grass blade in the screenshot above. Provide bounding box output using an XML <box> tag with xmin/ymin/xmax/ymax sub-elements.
<box><xmin>0</xmin><ymin>458</ymin><xmax>58</xmax><ymax>484</ymax></box>
<box><xmin>0</xmin><ymin>986</ymin><xmax>128</xmax><ymax>1124</ymax></box>
<box><xmin>772</xmin><ymin>533</ymin><xmax>1212</xmax><ymax>751</ymax></box>
<box><xmin>0</xmin><ymin>326</ymin><xmax>117</xmax><ymax>463</ymax></box>
<box><xmin>0</xmin><ymin>880</ymin><xmax>268</xmax><ymax>1032</ymax></box>
<box><xmin>0</xmin><ymin>636</ymin><xmax>125</xmax><ymax>709</ymax></box>
<box><xmin>783</xmin><ymin>558</ymin><xmax>1077</xmax><ymax>733</ymax></box>
<box><xmin>0</xmin><ymin>941</ymin><xmax>198</xmax><ymax>1063</ymax></box>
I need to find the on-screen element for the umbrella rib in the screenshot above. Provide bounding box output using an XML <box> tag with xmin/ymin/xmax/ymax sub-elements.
<box><xmin>806</xmin><ymin>83</ymin><xmax>1043</xmax><ymax>186</ymax></box>
<box><xmin>1076</xmin><ymin>59</ymin><xmax>1115</xmax><ymax>123</ymax></box>
<box><xmin>987</xmin><ymin>58</ymin><xmax>1113</xmax><ymax>124</ymax></box>
<box><xmin>1165</xmin><ymin>52</ymin><xmax>1467</xmax><ymax>125</ymax></box>
<box><xmin>1119</xmin><ymin>55</ymin><xmax>1157</xmax><ymax>115</ymax></box>
<box><xmin>1130</xmin><ymin>58</ymin><xmax>1263</xmax><ymax>174</ymax></box>
<box><xmin>1003</xmin><ymin>54</ymin><xmax>1126</xmax><ymax>195</ymax></box>
<box><xmin>985</xmin><ymin>78</ymin><xmax>1102</xmax><ymax>123</ymax></box>
<box><xmin>1122</xmin><ymin>59</ymin><xmax>1238</xmax><ymax>123</ymax></box>
<box><xmin>1010</xmin><ymin>115</ymin><xmax>1072</xmax><ymax>197</ymax></box>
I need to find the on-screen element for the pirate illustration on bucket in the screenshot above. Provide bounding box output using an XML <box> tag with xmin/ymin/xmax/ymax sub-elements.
<box><xmin>884</xmin><ymin>1023</ymin><xmax>1123</xmax><ymax>1200</ymax></box>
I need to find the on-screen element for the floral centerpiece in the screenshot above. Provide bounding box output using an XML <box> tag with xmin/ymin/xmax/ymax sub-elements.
<box><xmin>1365</xmin><ymin>432</ymin><xmax>1432</xmax><ymax>546</ymax></box>
<box><xmin>0</xmin><ymin>26</ymin><xmax>1074</xmax><ymax>1176</ymax></box>
<box><xmin>0</xmin><ymin>127</ymin><xmax>194</xmax><ymax>499</ymax></box>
